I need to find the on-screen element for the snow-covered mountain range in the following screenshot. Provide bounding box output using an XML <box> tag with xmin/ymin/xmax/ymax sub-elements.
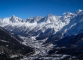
<box><xmin>0</xmin><ymin>9</ymin><xmax>83</xmax><ymax>59</ymax></box>
<box><xmin>0</xmin><ymin>10</ymin><xmax>83</xmax><ymax>40</ymax></box>
<box><xmin>0</xmin><ymin>9</ymin><xmax>83</xmax><ymax>57</ymax></box>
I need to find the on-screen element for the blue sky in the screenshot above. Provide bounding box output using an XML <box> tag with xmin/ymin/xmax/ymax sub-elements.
<box><xmin>0</xmin><ymin>0</ymin><xmax>83</xmax><ymax>19</ymax></box>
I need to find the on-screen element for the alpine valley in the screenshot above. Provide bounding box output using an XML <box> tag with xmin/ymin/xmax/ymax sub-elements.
<box><xmin>0</xmin><ymin>9</ymin><xmax>83</xmax><ymax>60</ymax></box>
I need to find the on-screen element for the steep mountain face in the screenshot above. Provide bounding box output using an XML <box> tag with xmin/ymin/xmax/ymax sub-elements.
<box><xmin>55</xmin><ymin>33</ymin><xmax>83</xmax><ymax>47</ymax></box>
<box><xmin>0</xmin><ymin>14</ymin><xmax>71</xmax><ymax>40</ymax></box>
<box><xmin>1</xmin><ymin>10</ymin><xmax>83</xmax><ymax>40</ymax></box>
<box><xmin>45</xmin><ymin>9</ymin><xmax>83</xmax><ymax>43</ymax></box>
<box><xmin>47</xmin><ymin>33</ymin><xmax>83</xmax><ymax>59</ymax></box>
<box><xmin>0</xmin><ymin>10</ymin><xmax>83</xmax><ymax>57</ymax></box>
<box><xmin>10</xmin><ymin>15</ymin><xmax>22</xmax><ymax>23</ymax></box>
<box><xmin>0</xmin><ymin>27</ymin><xmax>34</xmax><ymax>59</ymax></box>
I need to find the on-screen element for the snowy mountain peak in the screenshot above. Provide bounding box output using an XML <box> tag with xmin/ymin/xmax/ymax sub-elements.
<box><xmin>47</xmin><ymin>14</ymin><xmax>53</xmax><ymax>17</ymax></box>
<box><xmin>0</xmin><ymin>10</ymin><xmax>83</xmax><ymax>41</ymax></box>
<box><xmin>63</xmin><ymin>12</ymin><xmax>74</xmax><ymax>16</ymax></box>
<box><xmin>75</xmin><ymin>9</ymin><xmax>83</xmax><ymax>14</ymax></box>
<box><xmin>11</xmin><ymin>15</ymin><xmax>16</xmax><ymax>18</ymax></box>
<box><xmin>10</xmin><ymin>15</ymin><xmax>22</xmax><ymax>23</ymax></box>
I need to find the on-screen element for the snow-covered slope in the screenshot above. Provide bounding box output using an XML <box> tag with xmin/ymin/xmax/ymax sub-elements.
<box><xmin>0</xmin><ymin>14</ymin><xmax>70</xmax><ymax>38</ymax></box>
<box><xmin>57</xmin><ymin>9</ymin><xmax>83</xmax><ymax>37</ymax></box>
<box><xmin>45</xmin><ymin>9</ymin><xmax>83</xmax><ymax>43</ymax></box>
<box><xmin>0</xmin><ymin>10</ymin><xmax>83</xmax><ymax>40</ymax></box>
<box><xmin>0</xmin><ymin>10</ymin><xmax>83</xmax><ymax>41</ymax></box>
<box><xmin>0</xmin><ymin>26</ymin><xmax>34</xmax><ymax>60</ymax></box>
<box><xmin>0</xmin><ymin>9</ymin><xmax>83</xmax><ymax>56</ymax></box>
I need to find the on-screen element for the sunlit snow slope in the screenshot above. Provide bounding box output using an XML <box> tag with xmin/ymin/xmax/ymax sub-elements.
<box><xmin>0</xmin><ymin>9</ymin><xmax>83</xmax><ymax>56</ymax></box>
